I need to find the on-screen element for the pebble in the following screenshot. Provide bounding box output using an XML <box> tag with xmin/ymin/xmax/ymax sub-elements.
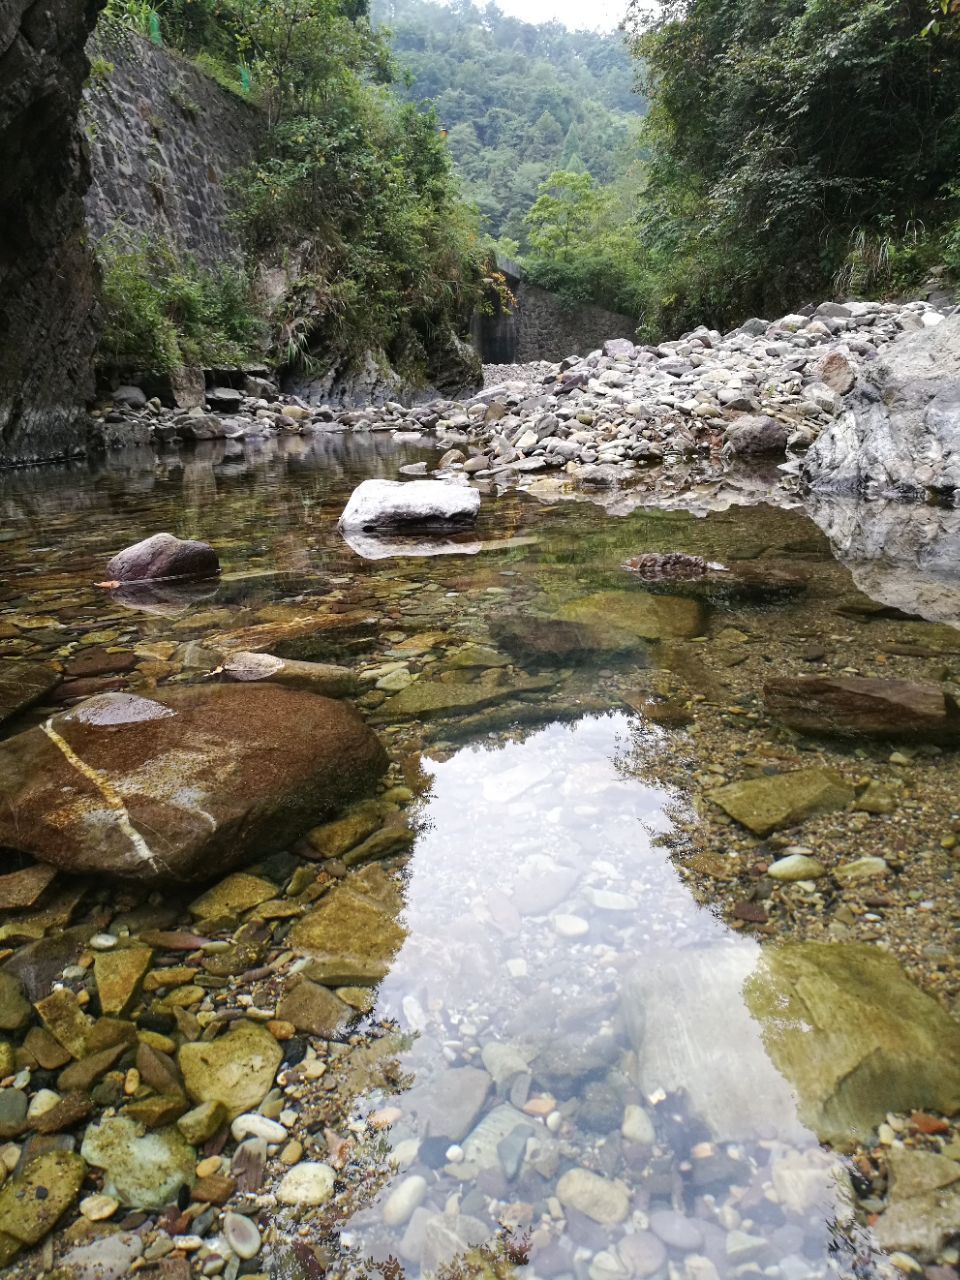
<box><xmin>382</xmin><ymin>1174</ymin><xmax>428</xmax><ymax>1226</ymax></box>
<box><xmin>276</xmin><ymin>1161</ymin><xmax>336</xmax><ymax>1206</ymax></box>
<box><xmin>556</xmin><ymin>1167</ymin><xmax>630</xmax><ymax>1224</ymax></box>
<box><xmin>230</xmin><ymin>1113</ymin><xmax>287</xmax><ymax>1144</ymax></box>
<box><xmin>554</xmin><ymin>914</ymin><xmax>590</xmax><ymax>938</ymax></box>
<box><xmin>767</xmin><ymin>853</ymin><xmax>825</xmax><ymax>881</ymax></box>
<box><xmin>80</xmin><ymin>1193</ymin><xmax>119</xmax><ymax>1221</ymax></box>
<box><xmin>223</xmin><ymin>1210</ymin><xmax>261</xmax><ymax>1259</ymax></box>
<box><xmin>649</xmin><ymin>1208</ymin><xmax>704</xmax><ymax>1251</ymax></box>
<box><xmin>621</xmin><ymin>1103</ymin><xmax>655</xmax><ymax>1146</ymax></box>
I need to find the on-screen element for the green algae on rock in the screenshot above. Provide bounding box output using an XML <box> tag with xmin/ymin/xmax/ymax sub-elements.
<box><xmin>0</xmin><ymin>1150</ymin><xmax>85</xmax><ymax>1265</ymax></box>
<box><xmin>81</xmin><ymin>1115</ymin><xmax>196</xmax><ymax>1208</ymax></box>
<box><xmin>743</xmin><ymin>942</ymin><xmax>960</xmax><ymax>1147</ymax></box>
<box><xmin>0</xmin><ymin>685</ymin><xmax>388</xmax><ymax>881</ymax></box>
<box><xmin>290</xmin><ymin>884</ymin><xmax>406</xmax><ymax>985</ymax></box>
<box><xmin>377</xmin><ymin>668</ymin><xmax>552</xmax><ymax>719</ymax></box>
<box><xmin>179</xmin><ymin>1019</ymin><xmax>282</xmax><ymax>1119</ymax></box>
<box><xmin>556</xmin><ymin>590</ymin><xmax>707</xmax><ymax>640</ymax></box>
<box><xmin>707</xmin><ymin>767</ymin><xmax>854</xmax><ymax>836</ymax></box>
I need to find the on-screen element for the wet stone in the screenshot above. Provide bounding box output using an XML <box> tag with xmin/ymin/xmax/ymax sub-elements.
<box><xmin>94</xmin><ymin>946</ymin><xmax>152</xmax><ymax>1015</ymax></box>
<box><xmin>556</xmin><ymin>1167</ymin><xmax>630</xmax><ymax>1224</ymax></box>
<box><xmin>0</xmin><ymin>972</ymin><xmax>31</xmax><ymax>1031</ymax></box>
<box><xmin>276</xmin><ymin>1160</ymin><xmax>335</xmax><ymax>1206</ymax></box>
<box><xmin>61</xmin><ymin>1231</ymin><xmax>144</xmax><ymax>1279</ymax></box>
<box><xmin>179</xmin><ymin>1019</ymin><xmax>282</xmax><ymax>1119</ymax></box>
<box><xmin>81</xmin><ymin>1115</ymin><xmax>196</xmax><ymax>1208</ymax></box>
<box><xmin>0</xmin><ymin>660</ymin><xmax>61</xmax><ymax>728</ymax></box>
<box><xmin>276</xmin><ymin>979</ymin><xmax>352</xmax><ymax>1038</ymax></box>
<box><xmin>188</xmin><ymin>872</ymin><xmax>276</xmax><ymax>919</ymax></box>
<box><xmin>0</xmin><ymin>1149</ymin><xmax>85</xmax><ymax>1255</ymax></box>
<box><xmin>649</xmin><ymin>1208</ymin><xmax>704</xmax><ymax>1252</ymax></box>
<box><xmin>708</xmin><ymin>768</ymin><xmax>854</xmax><ymax>836</ymax></box>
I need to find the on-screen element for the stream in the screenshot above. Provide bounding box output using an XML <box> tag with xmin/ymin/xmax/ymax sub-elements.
<box><xmin>0</xmin><ymin>434</ymin><xmax>958</xmax><ymax>1280</ymax></box>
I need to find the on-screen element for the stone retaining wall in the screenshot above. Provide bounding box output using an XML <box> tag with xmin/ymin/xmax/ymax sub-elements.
<box><xmin>472</xmin><ymin>280</ymin><xmax>637</xmax><ymax>364</ymax></box>
<box><xmin>82</xmin><ymin>30</ymin><xmax>262</xmax><ymax>266</ymax></box>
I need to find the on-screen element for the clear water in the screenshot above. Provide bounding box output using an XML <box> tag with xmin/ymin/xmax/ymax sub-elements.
<box><xmin>0</xmin><ymin>436</ymin><xmax>953</xmax><ymax>1280</ymax></box>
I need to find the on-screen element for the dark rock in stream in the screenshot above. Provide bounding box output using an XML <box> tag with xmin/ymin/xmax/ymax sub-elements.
<box><xmin>0</xmin><ymin>660</ymin><xmax>61</xmax><ymax>728</ymax></box>
<box><xmin>765</xmin><ymin>675</ymin><xmax>960</xmax><ymax>742</ymax></box>
<box><xmin>0</xmin><ymin>685</ymin><xmax>388</xmax><ymax>881</ymax></box>
<box><xmin>105</xmin><ymin>532</ymin><xmax>220</xmax><ymax>583</ymax></box>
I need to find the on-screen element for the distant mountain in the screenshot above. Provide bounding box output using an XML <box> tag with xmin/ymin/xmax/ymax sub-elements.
<box><xmin>371</xmin><ymin>0</ymin><xmax>645</xmax><ymax>245</ymax></box>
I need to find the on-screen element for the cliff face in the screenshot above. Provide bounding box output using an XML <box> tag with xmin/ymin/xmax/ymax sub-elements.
<box><xmin>0</xmin><ymin>0</ymin><xmax>103</xmax><ymax>467</ymax></box>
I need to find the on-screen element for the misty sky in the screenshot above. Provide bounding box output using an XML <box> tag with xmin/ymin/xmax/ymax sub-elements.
<box><xmin>488</xmin><ymin>0</ymin><xmax>631</xmax><ymax>31</ymax></box>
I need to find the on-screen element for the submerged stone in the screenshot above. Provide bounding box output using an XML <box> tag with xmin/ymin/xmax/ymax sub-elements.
<box><xmin>0</xmin><ymin>684</ymin><xmax>387</xmax><ymax>881</ymax></box>
<box><xmin>81</xmin><ymin>1115</ymin><xmax>195</xmax><ymax>1208</ymax></box>
<box><xmin>378</xmin><ymin>669</ymin><xmax>552</xmax><ymax>719</ymax></box>
<box><xmin>743</xmin><ymin>942</ymin><xmax>960</xmax><ymax>1147</ymax></box>
<box><xmin>708</xmin><ymin>768</ymin><xmax>854</xmax><ymax>836</ymax></box>
<box><xmin>290</xmin><ymin>884</ymin><xmax>406</xmax><ymax>984</ymax></box>
<box><xmin>222</xmin><ymin>651</ymin><xmax>358</xmax><ymax>698</ymax></box>
<box><xmin>93</xmin><ymin>947</ymin><xmax>152</xmax><ymax>1016</ymax></box>
<box><xmin>0</xmin><ymin>660</ymin><xmax>60</xmax><ymax>728</ymax></box>
<box><xmin>556</xmin><ymin>1167</ymin><xmax>630</xmax><ymax>1224</ymax></box>
<box><xmin>557</xmin><ymin>590</ymin><xmax>706</xmax><ymax>640</ymax></box>
<box><xmin>178</xmin><ymin>1020</ymin><xmax>282</xmax><ymax>1119</ymax></box>
<box><xmin>491</xmin><ymin>615</ymin><xmax>650</xmax><ymax>665</ymax></box>
<box><xmin>765</xmin><ymin>675</ymin><xmax>960</xmax><ymax>742</ymax></box>
<box><xmin>0</xmin><ymin>1149</ymin><xmax>85</xmax><ymax>1259</ymax></box>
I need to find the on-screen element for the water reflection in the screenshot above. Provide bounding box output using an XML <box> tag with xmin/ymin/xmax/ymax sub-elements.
<box><xmin>327</xmin><ymin>715</ymin><xmax>875</xmax><ymax>1280</ymax></box>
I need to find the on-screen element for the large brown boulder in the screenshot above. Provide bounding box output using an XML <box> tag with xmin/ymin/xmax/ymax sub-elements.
<box><xmin>0</xmin><ymin>685</ymin><xmax>388</xmax><ymax>881</ymax></box>
<box><xmin>106</xmin><ymin>533</ymin><xmax>220</xmax><ymax>583</ymax></box>
<box><xmin>764</xmin><ymin>675</ymin><xmax>960</xmax><ymax>742</ymax></box>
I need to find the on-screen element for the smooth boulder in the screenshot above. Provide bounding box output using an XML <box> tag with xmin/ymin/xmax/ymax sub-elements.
<box><xmin>338</xmin><ymin>479</ymin><xmax>480</xmax><ymax>533</ymax></box>
<box><xmin>723</xmin><ymin>414</ymin><xmax>790</xmax><ymax>456</ymax></box>
<box><xmin>0</xmin><ymin>685</ymin><xmax>388</xmax><ymax>881</ymax></box>
<box><xmin>106</xmin><ymin>532</ymin><xmax>220</xmax><ymax>583</ymax></box>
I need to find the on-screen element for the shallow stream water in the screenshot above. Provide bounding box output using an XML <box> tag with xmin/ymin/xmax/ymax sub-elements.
<box><xmin>1</xmin><ymin>435</ymin><xmax>958</xmax><ymax>1280</ymax></box>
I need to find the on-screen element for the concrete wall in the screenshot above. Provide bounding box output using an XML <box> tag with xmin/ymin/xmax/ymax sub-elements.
<box><xmin>82</xmin><ymin>30</ymin><xmax>262</xmax><ymax>267</ymax></box>
<box><xmin>472</xmin><ymin>279</ymin><xmax>637</xmax><ymax>365</ymax></box>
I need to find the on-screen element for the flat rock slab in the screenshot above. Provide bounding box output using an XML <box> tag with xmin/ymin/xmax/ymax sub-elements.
<box><xmin>743</xmin><ymin>942</ymin><xmax>960</xmax><ymax>1147</ymax></box>
<box><xmin>221</xmin><ymin>651</ymin><xmax>358</xmax><ymax>697</ymax></box>
<box><xmin>0</xmin><ymin>684</ymin><xmax>387</xmax><ymax>881</ymax></box>
<box><xmin>765</xmin><ymin>675</ymin><xmax>960</xmax><ymax>742</ymax></box>
<box><xmin>339</xmin><ymin>479</ymin><xmax>480</xmax><ymax>532</ymax></box>
<box><xmin>708</xmin><ymin>767</ymin><xmax>854</xmax><ymax>836</ymax></box>
<box><xmin>290</xmin><ymin>884</ymin><xmax>406</xmax><ymax>984</ymax></box>
<box><xmin>556</xmin><ymin>590</ymin><xmax>706</xmax><ymax>640</ymax></box>
<box><xmin>377</xmin><ymin>670</ymin><xmax>552</xmax><ymax>720</ymax></box>
<box><xmin>0</xmin><ymin>660</ymin><xmax>60</xmax><ymax>728</ymax></box>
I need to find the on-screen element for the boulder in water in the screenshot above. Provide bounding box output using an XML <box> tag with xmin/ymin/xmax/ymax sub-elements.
<box><xmin>338</xmin><ymin>479</ymin><xmax>480</xmax><ymax>533</ymax></box>
<box><xmin>0</xmin><ymin>685</ymin><xmax>388</xmax><ymax>881</ymax></box>
<box><xmin>105</xmin><ymin>532</ymin><xmax>219</xmax><ymax>583</ymax></box>
<box><xmin>765</xmin><ymin>675</ymin><xmax>960</xmax><ymax>742</ymax></box>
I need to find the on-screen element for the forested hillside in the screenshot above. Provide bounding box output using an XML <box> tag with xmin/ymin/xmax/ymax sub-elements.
<box><xmin>371</xmin><ymin>0</ymin><xmax>645</xmax><ymax>245</ymax></box>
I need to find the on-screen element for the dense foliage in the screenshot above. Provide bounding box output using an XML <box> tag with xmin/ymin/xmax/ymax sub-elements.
<box><xmin>96</xmin><ymin>0</ymin><xmax>487</xmax><ymax>380</ymax></box>
<box><xmin>372</xmin><ymin>0</ymin><xmax>646</xmax><ymax>245</ymax></box>
<box><xmin>624</xmin><ymin>0</ymin><xmax>960</xmax><ymax>334</ymax></box>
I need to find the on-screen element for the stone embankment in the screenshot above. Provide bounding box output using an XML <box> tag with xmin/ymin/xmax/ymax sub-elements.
<box><xmin>98</xmin><ymin>298</ymin><xmax>956</xmax><ymax>506</ymax></box>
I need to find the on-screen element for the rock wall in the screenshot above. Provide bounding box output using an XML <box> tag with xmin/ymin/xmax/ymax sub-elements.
<box><xmin>83</xmin><ymin>30</ymin><xmax>262</xmax><ymax>267</ymax></box>
<box><xmin>0</xmin><ymin>0</ymin><xmax>104</xmax><ymax>467</ymax></box>
<box><xmin>472</xmin><ymin>280</ymin><xmax>637</xmax><ymax>364</ymax></box>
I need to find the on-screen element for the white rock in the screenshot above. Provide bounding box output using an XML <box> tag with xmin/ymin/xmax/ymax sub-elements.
<box><xmin>585</xmin><ymin>888</ymin><xmax>638</xmax><ymax>911</ymax></box>
<box><xmin>338</xmin><ymin>479</ymin><xmax>480</xmax><ymax>532</ymax></box>
<box><xmin>26</xmin><ymin>1088</ymin><xmax>61</xmax><ymax>1119</ymax></box>
<box><xmin>231</xmin><ymin>1113</ymin><xmax>287</xmax><ymax>1145</ymax></box>
<box><xmin>61</xmin><ymin>1233</ymin><xmax>143</xmax><ymax>1280</ymax></box>
<box><xmin>553</xmin><ymin>914</ymin><xmax>589</xmax><ymax>938</ymax></box>
<box><xmin>277</xmin><ymin>1161</ymin><xmax>336</xmax><ymax>1206</ymax></box>
<box><xmin>382</xmin><ymin>1174</ymin><xmax>428</xmax><ymax>1226</ymax></box>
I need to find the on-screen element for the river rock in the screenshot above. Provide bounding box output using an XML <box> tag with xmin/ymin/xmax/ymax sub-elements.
<box><xmin>0</xmin><ymin>685</ymin><xmax>387</xmax><ymax>881</ymax></box>
<box><xmin>724</xmin><ymin>415</ymin><xmax>790</xmax><ymax>455</ymax></box>
<box><xmin>178</xmin><ymin>1020</ymin><xmax>282</xmax><ymax>1119</ymax></box>
<box><xmin>803</xmin><ymin>313</ymin><xmax>960</xmax><ymax>499</ymax></box>
<box><xmin>0</xmin><ymin>660</ymin><xmax>60</xmax><ymax>728</ymax></box>
<box><xmin>61</xmin><ymin>1231</ymin><xmax>144</xmax><ymax>1279</ymax></box>
<box><xmin>764</xmin><ymin>675</ymin><xmax>960</xmax><ymax>742</ymax></box>
<box><xmin>742</xmin><ymin>941</ymin><xmax>960</xmax><ymax>1146</ymax></box>
<box><xmin>377</xmin><ymin>668</ymin><xmax>551</xmax><ymax>719</ymax></box>
<box><xmin>406</xmin><ymin>1066</ymin><xmax>492</xmax><ymax>1143</ymax></box>
<box><xmin>0</xmin><ymin>972</ymin><xmax>30</xmax><ymax>1031</ymax></box>
<box><xmin>0</xmin><ymin>1149</ymin><xmax>85</xmax><ymax>1263</ymax></box>
<box><xmin>221</xmin><ymin>651</ymin><xmax>358</xmax><ymax>697</ymax></box>
<box><xmin>339</xmin><ymin>479</ymin><xmax>480</xmax><ymax>532</ymax></box>
<box><xmin>276</xmin><ymin>1161</ymin><xmax>335</xmax><ymax>1206</ymax></box>
<box><xmin>105</xmin><ymin>532</ymin><xmax>220</xmax><ymax>582</ymax></box>
<box><xmin>81</xmin><ymin>1115</ymin><xmax>195</xmax><ymax>1208</ymax></box>
<box><xmin>556</xmin><ymin>1168</ymin><xmax>630</xmax><ymax>1224</ymax></box>
<box><xmin>223</xmin><ymin>1211</ymin><xmax>262</xmax><ymax>1260</ymax></box>
<box><xmin>766</xmin><ymin>853</ymin><xmax>824</xmax><ymax>881</ymax></box>
<box><xmin>707</xmin><ymin>767</ymin><xmax>854</xmax><ymax>836</ymax></box>
<box><xmin>491</xmin><ymin>615</ymin><xmax>649</xmax><ymax>664</ymax></box>
<box><xmin>93</xmin><ymin>946</ymin><xmax>152</xmax><ymax>1015</ymax></box>
<box><xmin>276</xmin><ymin>978</ymin><xmax>352</xmax><ymax>1038</ymax></box>
<box><xmin>290</xmin><ymin>883</ymin><xmax>406</xmax><ymax>984</ymax></box>
<box><xmin>383</xmin><ymin>1174</ymin><xmax>428</xmax><ymax>1226</ymax></box>
<box><xmin>557</xmin><ymin>591</ymin><xmax>706</xmax><ymax>640</ymax></box>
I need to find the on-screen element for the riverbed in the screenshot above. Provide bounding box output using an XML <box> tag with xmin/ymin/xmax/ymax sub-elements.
<box><xmin>0</xmin><ymin>434</ymin><xmax>958</xmax><ymax>1280</ymax></box>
